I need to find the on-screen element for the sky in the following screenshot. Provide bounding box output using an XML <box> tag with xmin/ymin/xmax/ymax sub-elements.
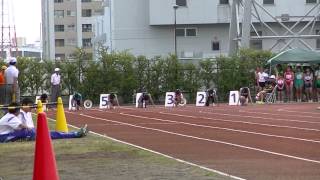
<box><xmin>11</xmin><ymin>0</ymin><xmax>41</xmax><ymax>44</ymax></box>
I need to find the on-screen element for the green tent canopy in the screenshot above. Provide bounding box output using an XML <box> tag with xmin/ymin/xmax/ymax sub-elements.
<box><xmin>267</xmin><ymin>48</ymin><xmax>320</xmax><ymax>66</ymax></box>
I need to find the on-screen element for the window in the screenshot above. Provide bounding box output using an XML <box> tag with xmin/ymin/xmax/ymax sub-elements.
<box><xmin>55</xmin><ymin>39</ymin><xmax>65</xmax><ymax>47</ymax></box>
<box><xmin>186</xmin><ymin>28</ymin><xmax>197</xmax><ymax>36</ymax></box>
<box><xmin>66</xmin><ymin>10</ymin><xmax>76</xmax><ymax>16</ymax></box>
<box><xmin>176</xmin><ymin>0</ymin><xmax>187</xmax><ymax>7</ymax></box>
<box><xmin>82</xmin><ymin>9</ymin><xmax>92</xmax><ymax>17</ymax></box>
<box><xmin>263</xmin><ymin>0</ymin><xmax>274</xmax><ymax>4</ymax></box>
<box><xmin>306</xmin><ymin>0</ymin><xmax>317</xmax><ymax>3</ymax></box>
<box><xmin>54</xmin><ymin>25</ymin><xmax>64</xmax><ymax>32</ymax></box>
<box><xmin>54</xmin><ymin>0</ymin><xmax>63</xmax><ymax>3</ymax></box>
<box><xmin>316</xmin><ymin>30</ymin><xmax>320</xmax><ymax>49</ymax></box>
<box><xmin>54</xmin><ymin>10</ymin><xmax>64</xmax><ymax>18</ymax></box>
<box><xmin>81</xmin><ymin>0</ymin><xmax>91</xmax><ymax>2</ymax></box>
<box><xmin>82</xmin><ymin>38</ymin><xmax>92</xmax><ymax>48</ymax></box>
<box><xmin>250</xmin><ymin>31</ymin><xmax>262</xmax><ymax>50</ymax></box>
<box><xmin>220</xmin><ymin>0</ymin><xmax>229</xmax><ymax>4</ymax></box>
<box><xmin>55</xmin><ymin>54</ymin><xmax>65</xmax><ymax>61</ymax></box>
<box><xmin>176</xmin><ymin>29</ymin><xmax>185</xmax><ymax>37</ymax></box>
<box><xmin>82</xmin><ymin>24</ymin><xmax>92</xmax><ymax>32</ymax></box>
<box><xmin>176</xmin><ymin>28</ymin><xmax>197</xmax><ymax>37</ymax></box>
<box><xmin>212</xmin><ymin>41</ymin><xmax>220</xmax><ymax>51</ymax></box>
<box><xmin>67</xmin><ymin>24</ymin><xmax>75</xmax><ymax>31</ymax></box>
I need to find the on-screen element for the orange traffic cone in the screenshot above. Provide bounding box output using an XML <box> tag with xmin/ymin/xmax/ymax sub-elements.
<box><xmin>33</xmin><ymin>113</ymin><xmax>59</xmax><ymax>180</ymax></box>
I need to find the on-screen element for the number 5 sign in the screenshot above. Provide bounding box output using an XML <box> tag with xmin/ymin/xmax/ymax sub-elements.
<box><xmin>165</xmin><ymin>92</ymin><xmax>175</xmax><ymax>107</ymax></box>
<box><xmin>196</xmin><ymin>92</ymin><xmax>207</xmax><ymax>107</ymax></box>
<box><xmin>229</xmin><ymin>91</ymin><xmax>240</xmax><ymax>106</ymax></box>
<box><xmin>100</xmin><ymin>94</ymin><xmax>110</xmax><ymax>109</ymax></box>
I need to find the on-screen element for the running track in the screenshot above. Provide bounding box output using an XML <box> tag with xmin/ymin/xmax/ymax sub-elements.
<box><xmin>48</xmin><ymin>103</ymin><xmax>320</xmax><ymax>180</ymax></box>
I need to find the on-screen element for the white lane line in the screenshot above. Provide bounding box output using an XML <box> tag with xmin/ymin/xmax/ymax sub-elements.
<box><xmin>238</xmin><ymin>110</ymin><xmax>320</xmax><ymax>119</ymax></box>
<box><xmin>160</xmin><ymin>112</ymin><xmax>320</xmax><ymax>132</ymax></box>
<box><xmin>278</xmin><ymin>108</ymin><xmax>320</xmax><ymax>115</ymax></box>
<box><xmin>61</xmin><ymin>112</ymin><xmax>245</xmax><ymax>180</ymax></box>
<box><xmin>118</xmin><ymin>112</ymin><xmax>320</xmax><ymax>144</ymax></box>
<box><xmin>197</xmin><ymin>111</ymin><xmax>320</xmax><ymax>124</ymax></box>
<box><xmin>75</xmin><ymin>112</ymin><xmax>320</xmax><ymax>165</ymax></box>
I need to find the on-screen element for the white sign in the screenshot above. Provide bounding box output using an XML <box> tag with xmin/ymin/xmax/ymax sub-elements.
<box><xmin>35</xmin><ymin>96</ymin><xmax>40</xmax><ymax>104</ymax></box>
<box><xmin>135</xmin><ymin>93</ymin><xmax>143</xmax><ymax>108</ymax></box>
<box><xmin>69</xmin><ymin>95</ymin><xmax>76</xmax><ymax>110</ymax></box>
<box><xmin>196</xmin><ymin>92</ymin><xmax>207</xmax><ymax>107</ymax></box>
<box><xmin>165</xmin><ymin>92</ymin><xmax>175</xmax><ymax>107</ymax></box>
<box><xmin>229</xmin><ymin>91</ymin><xmax>240</xmax><ymax>106</ymax></box>
<box><xmin>99</xmin><ymin>94</ymin><xmax>110</xmax><ymax>109</ymax></box>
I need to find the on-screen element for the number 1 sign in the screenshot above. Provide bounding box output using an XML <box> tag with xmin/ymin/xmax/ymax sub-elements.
<box><xmin>196</xmin><ymin>92</ymin><xmax>207</xmax><ymax>107</ymax></box>
<box><xmin>229</xmin><ymin>91</ymin><xmax>240</xmax><ymax>106</ymax></box>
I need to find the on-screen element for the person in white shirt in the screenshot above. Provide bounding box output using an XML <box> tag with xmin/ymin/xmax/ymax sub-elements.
<box><xmin>0</xmin><ymin>99</ymin><xmax>88</xmax><ymax>143</ymax></box>
<box><xmin>4</xmin><ymin>57</ymin><xmax>19</xmax><ymax>104</ymax></box>
<box><xmin>0</xmin><ymin>103</ymin><xmax>35</xmax><ymax>143</ymax></box>
<box><xmin>51</xmin><ymin>68</ymin><xmax>61</xmax><ymax>103</ymax></box>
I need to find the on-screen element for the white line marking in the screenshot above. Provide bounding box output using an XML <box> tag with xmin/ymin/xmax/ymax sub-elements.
<box><xmin>117</xmin><ymin>112</ymin><xmax>320</xmax><ymax>144</ymax></box>
<box><xmin>75</xmin><ymin>112</ymin><xmax>320</xmax><ymax>164</ymax></box>
<box><xmin>278</xmin><ymin>108</ymin><xmax>320</xmax><ymax>115</ymax></box>
<box><xmin>57</xmin><ymin>112</ymin><xmax>245</xmax><ymax>180</ymax></box>
<box><xmin>197</xmin><ymin>110</ymin><xmax>320</xmax><ymax>124</ymax></box>
<box><xmin>160</xmin><ymin>112</ymin><xmax>320</xmax><ymax>132</ymax></box>
<box><xmin>238</xmin><ymin>110</ymin><xmax>320</xmax><ymax>119</ymax></box>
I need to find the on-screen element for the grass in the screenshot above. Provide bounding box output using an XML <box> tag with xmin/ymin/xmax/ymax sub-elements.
<box><xmin>0</xmin><ymin>114</ymin><xmax>232</xmax><ymax>180</ymax></box>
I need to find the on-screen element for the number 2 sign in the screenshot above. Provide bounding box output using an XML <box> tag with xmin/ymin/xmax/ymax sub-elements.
<box><xmin>229</xmin><ymin>91</ymin><xmax>240</xmax><ymax>106</ymax></box>
<box><xmin>196</xmin><ymin>92</ymin><xmax>207</xmax><ymax>107</ymax></box>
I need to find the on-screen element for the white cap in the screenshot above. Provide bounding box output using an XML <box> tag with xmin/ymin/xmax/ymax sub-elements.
<box><xmin>9</xmin><ymin>57</ymin><xmax>17</xmax><ymax>63</ymax></box>
<box><xmin>270</xmin><ymin>75</ymin><xmax>276</xmax><ymax>79</ymax></box>
<box><xmin>54</xmin><ymin>68</ymin><xmax>60</xmax><ymax>72</ymax></box>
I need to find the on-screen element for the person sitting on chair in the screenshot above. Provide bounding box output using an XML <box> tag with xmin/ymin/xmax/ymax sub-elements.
<box><xmin>255</xmin><ymin>82</ymin><xmax>274</xmax><ymax>103</ymax></box>
<box><xmin>205</xmin><ymin>88</ymin><xmax>216</xmax><ymax>106</ymax></box>
<box><xmin>239</xmin><ymin>88</ymin><xmax>249</xmax><ymax>106</ymax></box>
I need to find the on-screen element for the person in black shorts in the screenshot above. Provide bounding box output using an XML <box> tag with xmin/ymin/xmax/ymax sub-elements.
<box><xmin>138</xmin><ymin>92</ymin><xmax>150</xmax><ymax>108</ymax></box>
<box><xmin>239</xmin><ymin>88</ymin><xmax>249</xmax><ymax>106</ymax></box>
<box><xmin>72</xmin><ymin>92</ymin><xmax>82</xmax><ymax>110</ymax></box>
<box><xmin>108</xmin><ymin>93</ymin><xmax>118</xmax><ymax>109</ymax></box>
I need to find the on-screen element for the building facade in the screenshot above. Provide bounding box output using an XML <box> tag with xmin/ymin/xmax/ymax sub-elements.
<box><xmin>42</xmin><ymin>0</ymin><xmax>104</xmax><ymax>61</ymax></box>
<box><xmin>100</xmin><ymin>0</ymin><xmax>320</xmax><ymax>59</ymax></box>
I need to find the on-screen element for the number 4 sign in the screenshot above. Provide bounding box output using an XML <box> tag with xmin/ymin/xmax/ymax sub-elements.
<box><xmin>196</xmin><ymin>92</ymin><xmax>207</xmax><ymax>107</ymax></box>
<box><xmin>229</xmin><ymin>91</ymin><xmax>240</xmax><ymax>106</ymax></box>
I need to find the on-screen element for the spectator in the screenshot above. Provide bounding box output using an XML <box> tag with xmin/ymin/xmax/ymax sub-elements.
<box><xmin>51</xmin><ymin>68</ymin><xmax>61</xmax><ymax>103</ymax></box>
<box><xmin>0</xmin><ymin>65</ymin><xmax>6</xmax><ymax>104</ymax></box>
<box><xmin>276</xmin><ymin>74</ymin><xmax>285</xmax><ymax>103</ymax></box>
<box><xmin>284</xmin><ymin>66</ymin><xmax>294</xmax><ymax>102</ymax></box>
<box><xmin>5</xmin><ymin>57</ymin><xmax>19</xmax><ymax>104</ymax></box>
<box><xmin>314</xmin><ymin>65</ymin><xmax>320</xmax><ymax>102</ymax></box>
<box><xmin>304</xmin><ymin>68</ymin><xmax>313</xmax><ymax>102</ymax></box>
<box><xmin>294</xmin><ymin>65</ymin><xmax>304</xmax><ymax>102</ymax></box>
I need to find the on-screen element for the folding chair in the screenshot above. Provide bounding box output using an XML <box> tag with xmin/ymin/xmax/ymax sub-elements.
<box><xmin>265</xmin><ymin>85</ymin><xmax>277</xmax><ymax>104</ymax></box>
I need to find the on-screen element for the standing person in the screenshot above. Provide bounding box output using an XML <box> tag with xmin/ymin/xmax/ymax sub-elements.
<box><xmin>0</xmin><ymin>65</ymin><xmax>7</xmax><ymax>105</ymax></box>
<box><xmin>294</xmin><ymin>66</ymin><xmax>304</xmax><ymax>102</ymax></box>
<box><xmin>304</xmin><ymin>68</ymin><xmax>313</xmax><ymax>102</ymax></box>
<box><xmin>276</xmin><ymin>74</ymin><xmax>285</xmax><ymax>103</ymax></box>
<box><xmin>315</xmin><ymin>65</ymin><xmax>320</xmax><ymax>101</ymax></box>
<box><xmin>284</xmin><ymin>66</ymin><xmax>294</xmax><ymax>102</ymax></box>
<box><xmin>5</xmin><ymin>57</ymin><xmax>19</xmax><ymax>104</ymax></box>
<box><xmin>256</xmin><ymin>67</ymin><xmax>266</xmax><ymax>92</ymax></box>
<box><xmin>51</xmin><ymin>68</ymin><xmax>61</xmax><ymax>103</ymax></box>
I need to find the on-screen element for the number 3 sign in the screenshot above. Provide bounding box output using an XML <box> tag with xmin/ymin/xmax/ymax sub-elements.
<box><xmin>165</xmin><ymin>92</ymin><xmax>175</xmax><ymax>107</ymax></box>
<box><xmin>229</xmin><ymin>91</ymin><xmax>240</xmax><ymax>106</ymax></box>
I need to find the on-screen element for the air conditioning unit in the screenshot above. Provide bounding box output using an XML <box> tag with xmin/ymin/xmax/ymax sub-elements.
<box><xmin>281</xmin><ymin>14</ymin><xmax>290</xmax><ymax>21</ymax></box>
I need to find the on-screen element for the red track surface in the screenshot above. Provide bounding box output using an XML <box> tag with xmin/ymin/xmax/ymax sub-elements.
<box><xmin>48</xmin><ymin>103</ymin><xmax>320</xmax><ymax>180</ymax></box>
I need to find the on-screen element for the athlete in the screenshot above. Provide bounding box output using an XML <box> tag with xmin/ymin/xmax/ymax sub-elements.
<box><xmin>239</xmin><ymin>87</ymin><xmax>250</xmax><ymax>106</ymax></box>
<box><xmin>138</xmin><ymin>92</ymin><xmax>152</xmax><ymax>108</ymax></box>
<box><xmin>174</xmin><ymin>89</ymin><xmax>185</xmax><ymax>107</ymax></box>
<box><xmin>72</xmin><ymin>92</ymin><xmax>82</xmax><ymax>110</ymax></box>
<box><xmin>314</xmin><ymin>66</ymin><xmax>320</xmax><ymax>101</ymax></box>
<box><xmin>284</xmin><ymin>66</ymin><xmax>294</xmax><ymax>102</ymax></box>
<box><xmin>294</xmin><ymin>66</ymin><xmax>304</xmax><ymax>102</ymax></box>
<box><xmin>276</xmin><ymin>74</ymin><xmax>285</xmax><ymax>103</ymax></box>
<box><xmin>108</xmin><ymin>93</ymin><xmax>118</xmax><ymax>109</ymax></box>
<box><xmin>304</xmin><ymin>68</ymin><xmax>313</xmax><ymax>102</ymax></box>
<box><xmin>205</xmin><ymin>89</ymin><xmax>216</xmax><ymax>106</ymax></box>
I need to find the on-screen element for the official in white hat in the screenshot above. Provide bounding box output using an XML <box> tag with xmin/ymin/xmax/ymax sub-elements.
<box><xmin>4</xmin><ymin>57</ymin><xmax>20</xmax><ymax>103</ymax></box>
<box><xmin>51</xmin><ymin>67</ymin><xmax>61</xmax><ymax>103</ymax></box>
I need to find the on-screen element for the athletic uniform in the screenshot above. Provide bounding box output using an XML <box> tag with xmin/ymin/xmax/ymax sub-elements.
<box><xmin>257</xmin><ymin>72</ymin><xmax>266</xmax><ymax>88</ymax></box>
<box><xmin>108</xmin><ymin>93</ymin><xmax>117</xmax><ymax>106</ymax></box>
<box><xmin>277</xmin><ymin>78</ymin><xmax>285</xmax><ymax>91</ymax></box>
<box><xmin>315</xmin><ymin>70</ymin><xmax>320</xmax><ymax>88</ymax></box>
<box><xmin>294</xmin><ymin>72</ymin><xmax>304</xmax><ymax>89</ymax></box>
<box><xmin>175</xmin><ymin>90</ymin><xmax>182</xmax><ymax>104</ymax></box>
<box><xmin>284</xmin><ymin>71</ymin><xmax>294</xmax><ymax>86</ymax></box>
<box><xmin>205</xmin><ymin>89</ymin><xmax>215</xmax><ymax>106</ymax></box>
<box><xmin>304</xmin><ymin>74</ymin><xmax>313</xmax><ymax>89</ymax></box>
